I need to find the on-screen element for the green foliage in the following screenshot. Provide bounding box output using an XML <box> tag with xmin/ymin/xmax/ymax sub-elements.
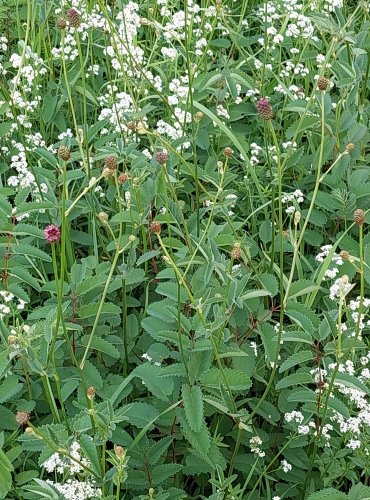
<box><xmin>0</xmin><ymin>0</ymin><xmax>369</xmax><ymax>498</ymax></box>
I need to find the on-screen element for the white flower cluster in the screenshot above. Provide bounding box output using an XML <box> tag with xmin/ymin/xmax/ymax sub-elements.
<box><xmin>216</xmin><ymin>104</ymin><xmax>230</xmax><ymax>120</ymax></box>
<box><xmin>9</xmin><ymin>47</ymin><xmax>47</xmax><ymax>93</ymax></box>
<box><xmin>168</xmin><ymin>76</ymin><xmax>191</xmax><ymax>105</ymax></box>
<box><xmin>43</xmin><ymin>441</ymin><xmax>90</xmax><ymax>474</ymax></box>
<box><xmin>346</xmin><ymin>297</ymin><xmax>370</xmax><ymax>338</ymax></box>
<box><xmin>329</xmin><ymin>360</ymin><xmax>355</xmax><ymax>376</ymax></box>
<box><xmin>7</xmin><ymin>142</ymin><xmax>35</xmax><ymax>192</ymax></box>
<box><xmin>284</xmin><ymin>410</ymin><xmax>304</xmax><ymax>424</ymax></box>
<box><xmin>4</xmin><ymin>47</ymin><xmax>47</xmax><ymax>131</ymax></box>
<box><xmin>46</xmin><ymin>479</ymin><xmax>102</xmax><ymax>500</ymax></box>
<box><xmin>86</xmin><ymin>64</ymin><xmax>100</xmax><ymax>78</ymax></box>
<box><xmin>284</xmin><ymin>405</ymin><xmax>334</xmax><ymax>441</ymax></box>
<box><xmin>225</xmin><ymin>193</ymin><xmax>238</xmax><ymax>216</ymax></box>
<box><xmin>257</xmin><ymin>0</ymin><xmax>316</xmax><ymax>42</ymax></box>
<box><xmin>315</xmin><ymin>244</ymin><xmax>347</xmax><ymax>280</ymax></box>
<box><xmin>250</xmin><ymin>143</ymin><xmax>262</xmax><ymax>166</ymax></box>
<box><xmin>156</xmin><ymin>107</ymin><xmax>192</xmax><ymax>149</ymax></box>
<box><xmin>53</xmin><ymin>0</ymin><xmax>106</xmax><ymax>61</ymax></box>
<box><xmin>281</xmin><ymin>459</ymin><xmax>292</xmax><ymax>473</ymax></box>
<box><xmin>329</xmin><ymin>275</ymin><xmax>352</xmax><ymax>301</ymax></box>
<box><xmin>161</xmin><ymin>46</ymin><xmax>178</xmax><ymax>61</ymax></box>
<box><xmin>0</xmin><ymin>36</ymin><xmax>8</xmax><ymax>52</ymax></box>
<box><xmin>281</xmin><ymin>189</ymin><xmax>304</xmax><ymax>215</ymax></box>
<box><xmin>58</xmin><ymin>129</ymin><xmax>74</xmax><ymax>140</ymax></box>
<box><xmin>310</xmin><ymin>0</ymin><xmax>343</xmax><ymax>12</ymax></box>
<box><xmin>310</xmin><ymin>366</ymin><xmax>327</xmax><ymax>384</ymax></box>
<box><xmin>249</xmin><ymin>435</ymin><xmax>265</xmax><ymax>457</ymax></box>
<box><xmin>274</xmin><ymin>84</ymin><xmax>306</xmax><ymax>100</ymax></box>
<box><xmin>320</xmin><ymin>361</ymin><xmax>370</xmax><ymax>453</ymax></box>
<box><xmin>98</xmin><ymin>85</ymin><xmax>139</xmax><ymax>134</ymax></box>
<box><xmin>103</xmin><ymin>2</ymin><xmax>143</xmax><ymax>78</ymax></box>
<box><xmin>250</xmin><ymin>341</ymin><xmax>258</xmax><ymax>357</ymax></box>
<box><xmin>0</xmin><ymin>290</ymin><xmax>26</xmax><ymax>319</ymax></box>
<box><xmin>279</xmin><ymin>60</ymin><xmax>309</xmax><ymax>78</ymax></box>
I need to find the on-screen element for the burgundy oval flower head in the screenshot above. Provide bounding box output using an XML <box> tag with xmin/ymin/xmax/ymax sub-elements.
<box><xmin>44</xmin><ymin>224</ymin><xmax>61</xmax><ymax>243</ymax></box>
<box><xmin>256</xmin><ymin>98</ymin><xmax>274</xmax><ymax>120</ymax></box>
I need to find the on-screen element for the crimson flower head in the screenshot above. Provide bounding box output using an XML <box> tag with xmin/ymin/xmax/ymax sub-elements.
<box><xmin>256</xmin><ymin>98</ymin><xmax>274</xmax><ymax>120</ymax></box>
<box><xmin>44</xmin><ymin>224</ymin><xmax>61</xmax><ymax>243</ymax></box>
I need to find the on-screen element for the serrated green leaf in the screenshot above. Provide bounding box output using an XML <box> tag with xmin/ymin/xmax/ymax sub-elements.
<box><xmin>151</xmin><ymin>463</ymin><xmax>183</xmax><ymax>486</ymax></box>
<box><xmin>124</xmin><ymin>402</ymin><xmax>159</xmax><ymax>429</ymax></box>
<box><xmin>182</xmin><ymin>384</ymin><xmax>204</xmax><ymax>433</ymax></box>
<box><xmin>178</xmin><ymin>409</ymin><xmax>210</xmax><ymax>457</ymax></box>
<box><xmin>348</xmin><ymin>483</ymin><xmax>370</xmax><ymax>500</ymax></box>
<box><xmin>276</xmin><ymin>372</ymin><xmax>313</xmax><ymax>390</ymax></box>
<box><xmin>188</xmin><ymin>351</ymin><xmax>213</xmax><ymax>384</ymax></box>
<box><xmin>78</xmin><ymin>302</ymin><xmax>120</xmax><ymax>319</ymax></box>
<box><xmin>133</xmin><ymin>364</ymin><xmax>174</xmax><ymax>401</ymax></box>
<box><xmin>258</xmin><ymin>273</ymin><xmax>279</xmax><ymax>297</ymax></box>
<box><xmin>279</xmin><ymin>350</ymin><xmax>314</xmax><ymax>373</ymax></box>
<box><xmin>9</xmin><ymin>267</ymin><xmax>41</xmax><ymax>291</ymax></box>
<box><xmin>0</xmin><ymin>375</ymin><xmax>23</xmax><ymax>403</ymax></box>
<box><xmin>136</xmin><ymin>250</ymin><xmax>161</xmax><ymax>266</ymax></box>
<box><xmin>12</xmin><ymin>243</ymin><xmax>51</xmax><ymax>262</ymax></box>
<box><xmin>82</xmin><ymin>360</ymin><xmax>103</xmax><ymax>390</ymax></box>
<box><xmin>74</xmin><ymin>275</ymin><xmax>107</xmax><ymax>297</ymax></box>
<box><xmin>278</xmin><ymin>330</ymin><xmax>313</xmax><ymax>344</ymax></box>
<box><xmin>35</xmin><ymin>148</ymin><xmax>59</xmax><ymax>168</ymax></box>
<box><xmin>148</xmin><ymin>436</ymin><xmax>174</xmax><ymax>465</ymax></box>
<box><xmin>0</xmin><ymin>197</ymin><xmax>12</xmax><ymax>216</ymax></box>
<box><xmin>155</xmin><ymin>281</ymin><xmax>188</xmax><ymax>302</ymax></box>
<box><xmin>121</xmin><ymin>268</ymin><xmax>146</xmax><ymax>286</ymax></box>
<box><xmin>286</xmin><ymin>303</ymin><xmax>319</xmax><ymax>334</ymax></box>
<box><xmin>0</xmin><ymin>351</ymin><xmax>10</xmax><ymax>380</ymax></box>
<box><xmin>160</xmin><ymin>364</ymin><xmax>187</xmax><ymax>377</ymax></box>
<box><xmin>259</xmin><ymin>323</ymin><xmax>278</xmax><ymax>364</ymax></box>
<box><xmin>7</xmin><ymin>283</ymin><xmax>30</xmax><ymax>303</ymax></box>
<box><xmin>0</xmin><ymin>405</ymin><xmax>18</xmax><ymax>430</ymax></box>
<box><xmin>12</xmin><ymin>223</ymin><xmax>45</xmax><ymax>238</ymax></box>
<box><xmin>288</xmin><ymin>279</ymin><xmax>319</xmax><ymax>299</ymax></box>
<box><xmin>15</xmin><ymin>201</ymin><xmax>55</xmax><ymax>217</ymax></box>
<box><xmin>80</xmin><ymin>336</ymin><xmax>120</xmax><ymax>359</ymax></box>
<box><xmin>287</xmin><ymin>389</ymin><xmax>316</xmax><ymax>403</ymax></box>
<box><xmin>200</xmin><ymin>368</ymin><xmax>251</xmax><ymax>391</ymax></box>
<box><xmin>61</xmin><ymin>379</ymin><xmax>79</xmax><ymax>402</ymax></box>
<box><xmin>79</xmin><ymin>434</ymin><xmax>101</xmax><ymax>477</ymax></box>
<box><xmin>307</xmin><ymin>488</ymin><xmax>346</xmax><ymax>500</ymax></box>
<box><xmin>0</xmin><ymin>449</ymin><xmax>13</xmax><ymax>499</ymax></box>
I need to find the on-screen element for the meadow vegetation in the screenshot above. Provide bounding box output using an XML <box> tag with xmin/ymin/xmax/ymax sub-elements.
<box><xmin>0</xmin><ymin>0</ymin><xmax>370</xmax><ymax>498</ymax></box>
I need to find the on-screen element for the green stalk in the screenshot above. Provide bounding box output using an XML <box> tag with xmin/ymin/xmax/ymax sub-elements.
<box><xmin>355</xmin><ymin>222</ymin><xmax>365</xmax><ymax>339</ymax></box>
<box><xmin>184</xmin><ymin>0</ymin><xmax>200</xmax><ymax>236</ymax></box>
<box><xmin>337</xmin><ymin>297</ymin><xmax>344</xmax><ymax>360</ymax></box>
<box><xmin>41</xmin><ymin>372</ymin><xmax>60</xmax><ymax>423</ymax></box>
<box><xmin>80</xmin><ymin>238</ymin><xmax>134</xmax><ymax>369</ymax></box>
<box><xmin>283</xmin><ymin>91</ymin><xmax>326</xmax><ymax>308</ymax></box>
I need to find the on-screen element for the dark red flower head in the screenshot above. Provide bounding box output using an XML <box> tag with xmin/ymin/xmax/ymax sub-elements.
<box><xmin>256</xmin><ymin>98</ymin><xmax>274</xmax><ymax>120</ymax></box>
<box><xmin>44</xmin><ymin>224</ymin><xmax>61</xmax><ymax>243</ymax></box>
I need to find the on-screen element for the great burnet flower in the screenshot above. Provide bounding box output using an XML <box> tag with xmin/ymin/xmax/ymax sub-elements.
<box><xmin>44</xmin><ymin>224</ymin><xmax>61</xmax><ymax>243</ymax></box>
<box><xmin>58</xmin><ymin>145</ymin><xmax>71</xmax><ymax>161</ymax></box>
<box><xmin>256</xmin><ymin>98</ymin><xmax>274</xmax><ymax>120</ymax></box>
<box><xmin>104</xmin><ymin>156</ymin><xmax>118</xmax><ymax>170</ymax></box>
<box><xmin>354</xmin><ymin>209</ymin><xmax>365</xmax><ymax>226</ymax></box>
<box><xmin>66</xmin><ymin>8</ymin><xmax>81</xmax><ymax>28</ymax></box>
<box><xmin>317</xmin><ymin>76</ymin><xmax>329</xmax><ymax>91</ymax></box>
<box><xmin>155</xmin><ymin>151</ymin><xmax>169</xmax><ymax>165</ymax></box>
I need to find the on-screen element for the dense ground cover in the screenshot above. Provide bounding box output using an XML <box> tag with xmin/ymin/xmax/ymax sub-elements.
<box><xmin>0</xmin><ymin>0</ymin><xmax>370</xmax><ymax>498</ymax></box>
